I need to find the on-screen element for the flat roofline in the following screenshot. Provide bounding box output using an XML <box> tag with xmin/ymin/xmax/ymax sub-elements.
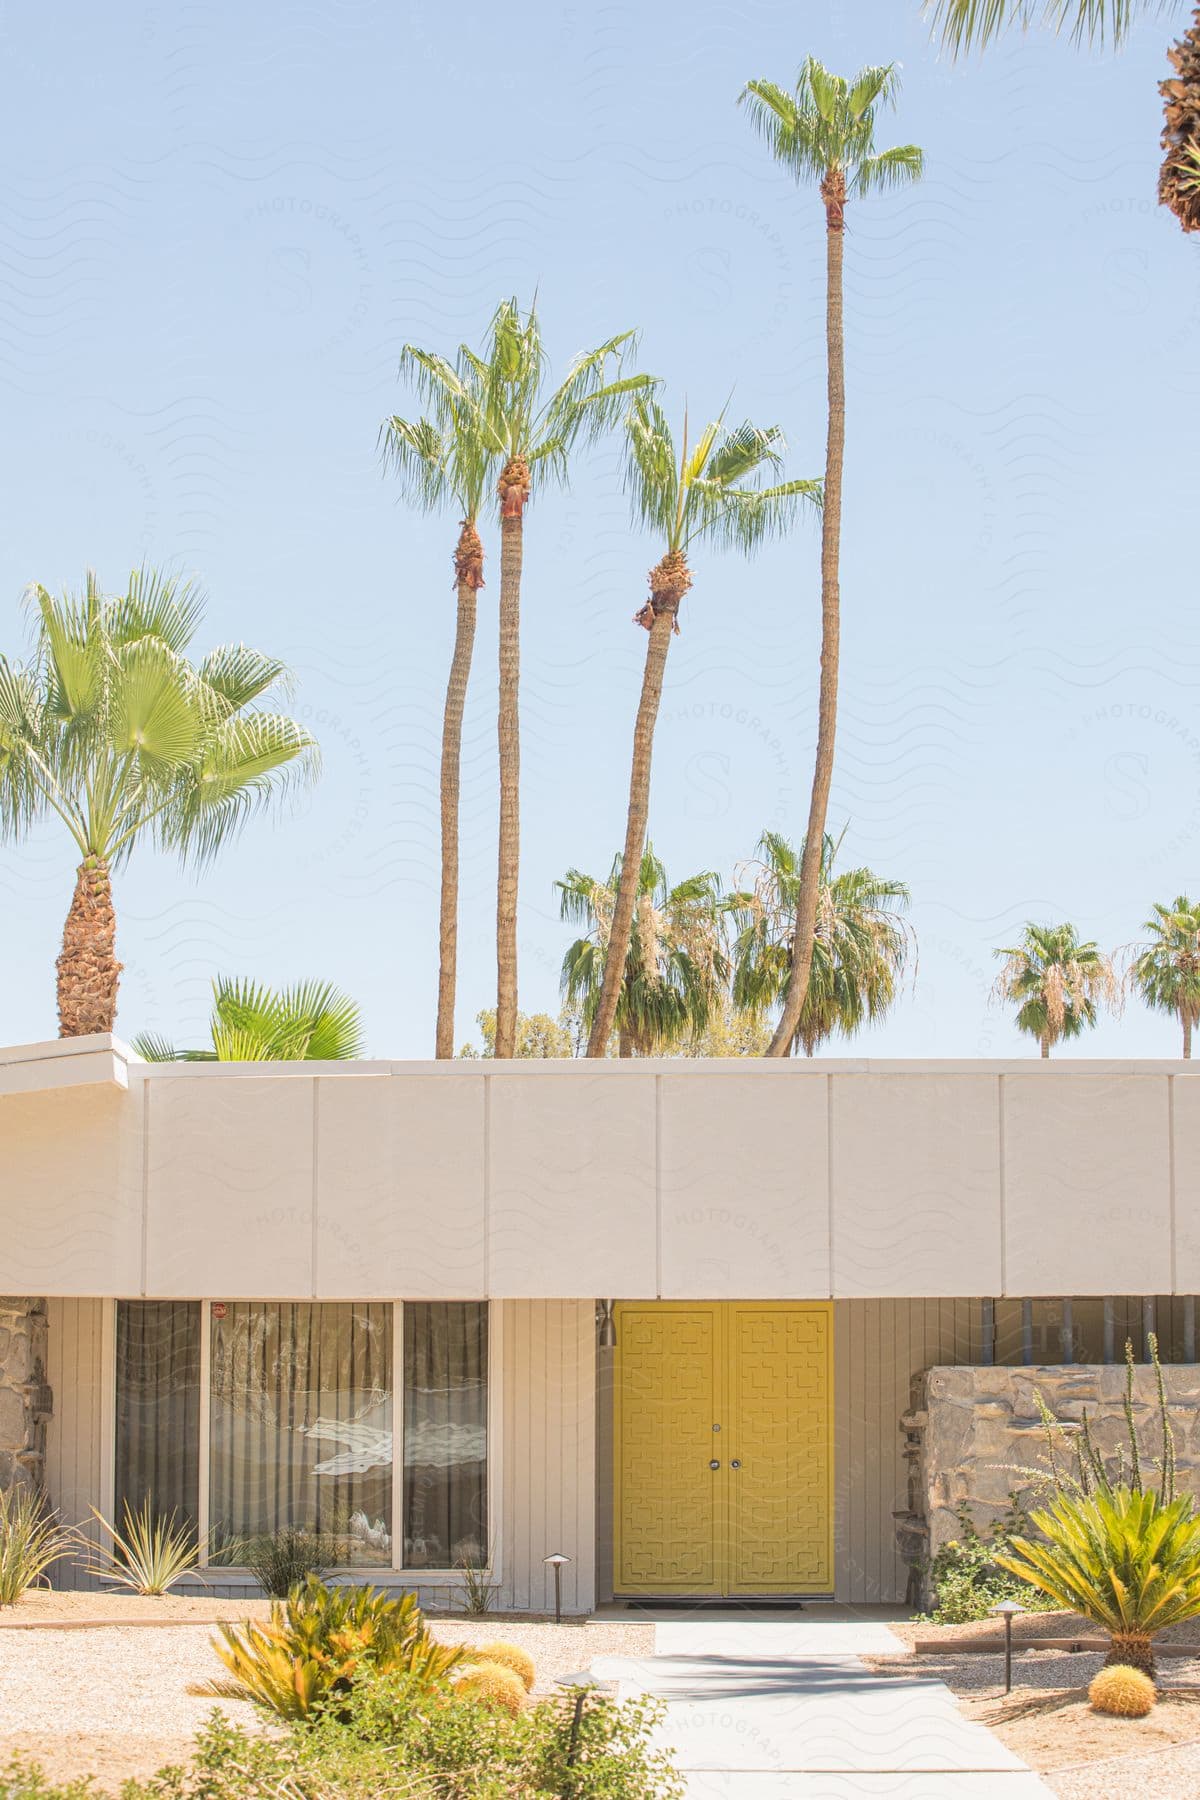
<box><xmin>0</xmin><ymin>1035</ymin><xmax>130</xmax><ymax>1098</ymax></box>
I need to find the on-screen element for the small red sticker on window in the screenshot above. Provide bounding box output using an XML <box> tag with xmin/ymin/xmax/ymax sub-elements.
<box><xmin>211</xmin><ymin>1302</ymin><xmax>227</xmax><ymax>1320</ymax></box>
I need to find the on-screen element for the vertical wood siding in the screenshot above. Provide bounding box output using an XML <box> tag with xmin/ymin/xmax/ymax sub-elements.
<box><xmin>500</xmin><ymin>1300</ymin><xmax>596</xmax><ymax>1614</ymax></box>
<box><xmin>45</xmin><ymin>1298</ymin><xmax>110</xmax><ymax>1590</ymax></box>
<box><xmin>834</xmin><ymin>1298</ymin><xmax>979</xmax><ymax>1604</ymax></box>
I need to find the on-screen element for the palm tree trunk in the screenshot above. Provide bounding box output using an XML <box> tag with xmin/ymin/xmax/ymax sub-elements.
<box><xmin>618</xmin><ymin>1028</ymin><xmax>634</xmax><ymax>1058</ymax></box>
<box><xmin>435</xmin><ymin>522</ymin><xmax>484</xmax><ymax>1058</ymax></box>
<box><xmin>494</xmin><ymin>459</ymin><xmax>529</xmax><ymax>1060</ymax></box>
<box><xmin>1184</xmin><ymin>1010</ymin><xmax>1193</xmax><ymax>1059</ymax></box>
<box><xmin>1041</xmin><ymin>1037</ymin><xmax>1051</xmax><ymax>1059</ymax></box>
<box><xmin>768</xmin><ymin>173</ymin><xmax>846</xmax><ymax>1056</ymax></box>
<box><xmin>586</xmin><ymin>551</ymin><xmax>691</xmax><ymax>1058</ymax></box>
<box><xmin>57</xmin><ymin>856</ymin><xmax>122</xmax><ymax>1037</ymax></box>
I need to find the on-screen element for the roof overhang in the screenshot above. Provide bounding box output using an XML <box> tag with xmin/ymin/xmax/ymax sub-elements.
<box><xmin>0</xmin><ymin>1035</ymin><xmax>131</xmax><ymax>1100</ymax></box>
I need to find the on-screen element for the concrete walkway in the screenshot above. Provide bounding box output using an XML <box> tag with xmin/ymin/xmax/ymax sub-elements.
<box><xmin>592</xmin><ymin>1616</ymin><xmax>1055</xmax><ymax>1798</ymax></box>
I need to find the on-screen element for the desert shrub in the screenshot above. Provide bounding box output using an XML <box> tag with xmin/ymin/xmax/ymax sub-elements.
<box><xmin>921</xmin><ymin>1498</ymin><xmax>1054</xmax><ymax>1625</ymax></box>
<box><xmin>1089</xmin><ymin>1664</ymin><xmax>1156</xmax><ymax>1717</ymax></box>
<box><xmin>452</xmin><ymin>1661</ymin><xmax>527</xmax><ymax>1714</ymax></box>
<box><xmin>214</xmin><ymin>1574</ymin><xmax>462</xmax><ymax>1720</ymax></box>
<box><xmin>0</xmin><ymin>1488</ymin><xmax>73</xmax><ymax>1606</ymax></box>
<box><xmin>456</xmin><ymin>1550</ymin><xmax>497</xmax><ymax>1616</ymax></box>
<box><xmin>240</xmin><ymin>1525</ymin><xmax>346</xmax><ymax>1598</ymax></box>
<box><xmin>475</xmin><ymin>1641</ymin><xmax>536</xmax><ymax>1691</ymax></box>
<box><xmin>81</xmin><ymin>1499</ymin><xmax>200</xmax><ymax>1596</ymax></box>
<box><xmin>326</xmin><ymin>1667</ymin><xmax>685</xmax><ymax>1798</ymax></box>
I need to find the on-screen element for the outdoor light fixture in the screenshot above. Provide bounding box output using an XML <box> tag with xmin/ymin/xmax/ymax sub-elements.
<box><xmin>989</xmin><ymin>1599</ymin><xmax>1026</xmax><ymax>1694</ymax></box>
<box><xmin>556</xmin><ymin>1671</ymin><xmax>617</xmax><ymax>1778</ymax></box>
<box><xmin>544</xmin><ymin>1551</ymin><xmax>571</xmax><ymax>1624</ymax></box>
<box><xmin>597</xmin><ymin>1300</ymin><xmax>617</xmax><ymax>1349</ymax></box>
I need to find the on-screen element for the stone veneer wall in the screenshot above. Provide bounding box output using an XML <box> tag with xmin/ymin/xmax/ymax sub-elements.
<box><xmin>0</xmin><ymin>1298</ymin><xmax>52</xmax><ymax>1490</ymax></box>
<box><xmin>903</xmin><ymin>1363</ymin><xmax>1200</xmax><ymax>1598</ymax></box>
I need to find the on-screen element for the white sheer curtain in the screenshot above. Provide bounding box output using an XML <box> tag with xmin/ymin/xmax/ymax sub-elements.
<box><xmin>402</xmin><ymin>1302</ymin><xmax>488</xmax><ymax>1569</ymax></box>
<box><xmin>208</xmin><ymin>1302</ymin><xmax>393</xmax><ymax>1565</ymax></box>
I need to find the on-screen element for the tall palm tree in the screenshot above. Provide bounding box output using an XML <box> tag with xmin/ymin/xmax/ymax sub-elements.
<box><xmin>584</xmin><ymin>395</ymin><xmax>819</xmax><ymax>1057</ymax></box>
<box><xmin>1127</xmin><ymin>896</ymin><xmax>1200</xmax><ymax>1055</ymax></box>
<box><xmin>382</xmin><ymin>347</ymin><xmax>496</xmax><ymax>1058</ymax></box>
<box><xmin>727</xmin><ymin>829</ymin><xmax>911</xmax><ymax>1055</ymax></box>
<box><xmin>993</xmin><ymin>922</ymin><xmax>1118</xmax><ymax>1056</ymax></box>
<box><xmin>133</xmin><ymin>977</ymin><xmax>363</xmax><ymax>1061</ymax></box>
<box><xmin>476</xmin><ymin>300</ymin><xmax>655</xmax><ymax>1059</ymax></box>
<box><xmin>740</xmin><ymin>63</ymin><xmax>923</xmax><ymax>1058</ymax></box>
<box><xmin>925</xmin><ymin>2</ymin><xmax>1200</xmax><ymax>234</ymax></box>
<box><xmin>562</xmin><ymin>847</ymin><xmax>730</xmax><ymax>1056</ymax></box>
<box><xmin>0</xmin><ymin>569</ymin><xmax>317</xmax><ymax>1037</ymax></box>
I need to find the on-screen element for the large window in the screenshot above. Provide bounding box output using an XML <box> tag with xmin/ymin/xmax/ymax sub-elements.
<box><xmin>114</xmin><ymin>1300</ymin><xmax>489</xmax><ymax>1570</ymax></box>
<box><xmin>210</xmin><ymin>1302</ymin><xmax>394</xmax><ymax>1566</ymax></box>
<box><xmin>403</xmin><ymin>1302</ymin><xmax>488</xmax><ymax>1569</ymax></box>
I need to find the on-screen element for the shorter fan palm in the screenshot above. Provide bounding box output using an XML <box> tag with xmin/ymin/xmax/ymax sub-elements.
<box><xmin>561</xmin><ymin>848</ymin><xmax>729</xmax><ymax>1056</ymax></box>
<box><xmin>1127</xmin><ymin>897</ymin><xmax>1200</xmax><ymax>1057</ymax></box>
<box><xmin>133</xmin><ymin>977</ymin><xmax>363</xmax><ymax>1062</ymax></box>
<box><xmin>993</xmin><ymin>922</ymin><xmax>1117</xmax><ymax>1056</ymax></box>
<box><xmin>995</xmin><ymin>1485</ymin><xmax>1200</xmax><ymax>1677</ymax></box>
<box><xmin>728</xmin><ymin>830</ymin><xmax>911</xmax><ymax>1056</ymax></box>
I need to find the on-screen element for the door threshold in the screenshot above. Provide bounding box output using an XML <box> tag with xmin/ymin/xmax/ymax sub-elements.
<box><xmin>616</xmin><ymin>1596</ymin><xmax>832</xmax><ymax>1611</ymax></box>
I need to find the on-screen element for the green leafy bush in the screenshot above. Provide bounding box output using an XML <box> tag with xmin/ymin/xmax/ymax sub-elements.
<box><xmin>214</xmin><ymin>1574</ymin><xmax>462</xmax><ymax>1719</ymax></box>
<box><xmin>240</xmin><ymin>1526</ymin><xmax>346</xmax><ymax>1598</ymax></box>
<box><xmin>0</xmin><ymin>1487</ymin><xmax>73</xmax><ymax>1606</ymax></box>
<box><xmin>921</xmin><ymin>1498</ymin><xmax>1054</xmax><ymax>1625</ymax></box>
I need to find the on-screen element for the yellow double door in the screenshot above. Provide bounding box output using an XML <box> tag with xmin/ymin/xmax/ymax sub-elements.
<box><xmin>613</xmin><ymin>1301</ymin><xmax>833</xmax><ymax>1598</ymax></box>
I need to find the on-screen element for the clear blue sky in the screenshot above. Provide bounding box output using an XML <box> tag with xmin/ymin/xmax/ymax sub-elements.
<box><xmin>0</xmin><ymin>1</ymin><xmax>1196</xmax><ymax>1057</ymax></box>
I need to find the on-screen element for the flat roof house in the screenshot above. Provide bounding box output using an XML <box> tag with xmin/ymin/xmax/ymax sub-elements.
<box><xmin>2</xmin><ymin>1036</ymin><xmax>1199</xmax><ymax>1612</ymax></box>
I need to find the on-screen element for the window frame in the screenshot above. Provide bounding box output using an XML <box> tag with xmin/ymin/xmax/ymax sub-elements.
<box><xmin>106</xmin><ymin>1298</ymin><xmax>501</xmax><ymax>1585</ymax></box>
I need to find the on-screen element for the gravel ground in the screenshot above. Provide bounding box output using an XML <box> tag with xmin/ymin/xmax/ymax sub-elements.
<box><xmin>0</xmin><ymin>1612</ymin><xmax>655</xmax><ymax>1794</ymax></box>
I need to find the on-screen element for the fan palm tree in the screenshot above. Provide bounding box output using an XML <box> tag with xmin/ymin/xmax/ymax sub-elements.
<box><xmin>727</xmin><ymin>829</ymin><xmax>911</xmax><ymax>1056</ymax></box>
<box><xmin>133</xmin><ymin>977</ymin><xmax>363</xmax><ymax>1062</ymax></box>
<box><xmin>382</xmin><ymin>347</ymin><xmax>496</xmax><ymax>1058</ymax></box>
<box><xmin>993</xmin><ymin>922</ymin><xmax>1118</xmax><ymax>1056</ymax></box>
<box><xmin>0</xmin><ymin>569</ymin><xmax>317</xmax><ymax>1037</ymax></box>
<box><xmin>476</xmin><ymin>299</ymin><xmax>656</xmax><ymax>1058</ymax></box>
<box><xmin>562</xmin><ymin>847</ymin><xmax>730</xmax><ymax>1056</ymax></box>
<box><xmin>925</xmin><ymin>2</ymin><xmax>1200</xmax><ymax>234</ymax></box>
<box><xmin>740</xmin><ymin>63</ymin><xmax>923</xmax><ymax>1058</ymax></box>
<box><xmin>584</xmin><ymin>395</ymin><xmax>819</xmax><ymax>1057</ymax></box>
<box><xmin>1127</xmin><ymin>896</ymin><xmax>1200</xmax><ymax>1055</ymax></box>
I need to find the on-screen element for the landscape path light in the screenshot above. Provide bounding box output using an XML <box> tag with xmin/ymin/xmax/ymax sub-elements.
<box><xmin>544</xmin><ymin>1551</ymin><xmax>571</xmax><ymax>1624</ymax></box>
<box><xmin>989</xmin><ymin>1598</ymin><xmax>1026</xmax><ymax>1694</ymax></box>
<box><xmin>555</xmin><ymin>1670</ymin><xmax>617</xmax><ymax>1786</ymax></box>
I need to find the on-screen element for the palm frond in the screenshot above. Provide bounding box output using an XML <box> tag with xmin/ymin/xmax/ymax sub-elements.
<box><xmin>925</xmin><ymin>0</ymin><xmax>1145</xmax><ymax>54</ymax></box>
<box><xmin>855</xmin><ymin>145</ymin><xmax>926</xmax><ymax>195</ymax></box>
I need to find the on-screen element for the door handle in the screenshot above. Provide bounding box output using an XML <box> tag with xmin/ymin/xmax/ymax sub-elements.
<box><xmin>730</xmin><ymin>1459</ymin><xmax>742</xmax><ymax>1470</ymax></box>
<box><xmin>709</xmin><ymin>1459</ymin><xmax>720</xmax><ymax>1470</ymax></box>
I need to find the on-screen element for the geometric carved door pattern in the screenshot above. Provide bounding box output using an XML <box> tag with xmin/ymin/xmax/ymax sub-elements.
<box><xmin>613</xmin><ymin>1301</ymin><xmax>833</xmax><ymax>1596</ymax></box>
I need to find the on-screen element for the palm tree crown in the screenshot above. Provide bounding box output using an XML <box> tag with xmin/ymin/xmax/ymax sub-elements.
<box><xmin>561</xmin><ymin>847</ymin><xmax>729</xmax><ymax>1055</ymax></box>
<box><xmin>134</xmin><ymin>978</ymin><xmax>364</xmax><ymax>1062</ymax></box>
<box><xmin>728</xmin><ymin>830</ymin><xmax>911</xmax><ymax>1056</ymax></box>
<box><xmin>1127</xmin><ymin>896</ymin><xmax>1200</xmax><ymax>1056</ymax></box>
<box><xmin>0</xmin><ymin>569</ymin><xmax>317</xmax><ymax>1036</ymax></box>
<box><xmin>993</xmin><ymin>922</ymin><xmax>1118</xmax><ymax>1056</ymax></box>
<box><xmin>740</xmin><ymin>60</ymin><xmax>924</xmax><ymax>221</ymax></box>
<box><xmin>926</xmin><ymin>1</ymin><xmax>1154</xmax><ymax>54</ymax></box>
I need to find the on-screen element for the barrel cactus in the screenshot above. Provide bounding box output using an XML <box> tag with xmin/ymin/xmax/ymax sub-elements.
<box><xmin>454</xmin><ymin>1660</ymin><xmax>527</xmax><ymax>1714</ymax></box>
<box><xmin>1088</xmin><ymin>1664</ymin><xmax>1156</xmax><ymax>1718</ymax></box>
<box><xmin>476</xmin><ymin>1640</ymin><xmax>536</xmax><ymax>1691</ymax></box>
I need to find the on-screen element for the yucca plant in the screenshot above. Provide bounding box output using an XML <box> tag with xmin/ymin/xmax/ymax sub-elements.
<box><xmin>82</xmin><ymin>1498</ymin><xmax>202</xmax><ymax>1595</ymax></box>
<box><xmin>995</xmin><ymin>1484</ymin><xmax>1200</xmax><ymax>1676</ymax></box>
<box><xmin>214</xmin><ymin>1574</ymin><xmax>463</xmax><ymax>1720</ymax></box>
<box><xmin>0</xmin><ymin>1486</ymin><xmax>73</xmax><ymax>1605</ymax></box>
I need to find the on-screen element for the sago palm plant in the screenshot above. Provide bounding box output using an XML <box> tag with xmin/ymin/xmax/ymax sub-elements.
<box><xmin>475</xmin><ymin>300</ymin><xmax>655</xmax><ymax>1059</ymax></box>
<box><xmin>133</xmin><ymin>977</ymin><xmax>364</xmax><ymax>1062</ymax></box>
<box><xmin>740</xmin><ymin>63</ymin><xmax>923</xmax><ymax>1057</ymax></box>
<box><xmin>728</xmin><ymin>829</ymin><xmax>911</xmax><ymax>1055</ymax></box>
<box><xmin>925</xmin><ymin>2</ymin><xmax>1200</xmax><ymax>234</ymax></box>
<box><xmin>0</xmin><ymin>569</ymin><xmax>317</xmax><ymax>1037</ymax></box>
<box><xmin>1126</xmin><ymin>896</ymin><xmax>1200</xmax><ymax>1056</ymax></box>
<box><xmin>585</xmin><ymin>396</ymin><xmax>819</xmax><ymax>1057</ymax></box>
<box><xmin>996</xmin><ymin>1485</ymin><xmax>1200</xmax><ymax>1676</ymax></box>
<box><xmin>560</xmin><ymin>847</ymin><xmax>729</xmax><ymax>1055</ymax></box>
<box><xmin>382</xmin><ymin>346</ymin><xmax>496</xmax><ymax>1057</ymax></box>
<box><xmin>993</xmin><ymin>922</ymin><xmax>1118</xmax><ymax>1056</ymax></box>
